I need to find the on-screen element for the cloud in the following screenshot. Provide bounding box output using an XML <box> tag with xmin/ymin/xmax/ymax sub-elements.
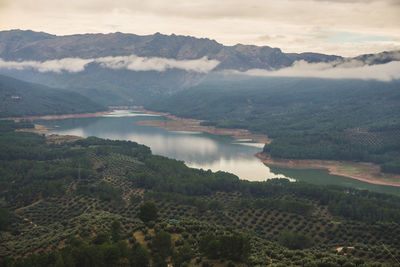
<box><xmin>94</xmin><ymin>55</ymin><xmax>220</xmax><ymax>72</ymax></box>
<box><xmin>0</xmin><ymin>55</ymin><xmax>220</xmax><ymax>73</ymax></box>
<box><xmin>1</xmin><ymin>0</ymin><xmax>399</xmax><ymax>56</ymax></box>
<box><xmin>229</xmin><ymin>60</ymin><xmax>400</xmax><ymax>82</ymax></box>
<box><xmin>0</xmin><ymin>58</ymin><xmax>91</xmax><ymax>73</ymax></box>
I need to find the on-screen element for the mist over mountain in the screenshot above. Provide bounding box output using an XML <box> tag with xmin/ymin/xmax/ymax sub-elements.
<box><xmin>0</xmin><ymin>30</ymin><xmax>399</xmax><ymax>105</ymax></box>
<box><xmin>0</xmin><ymin>30</ymin><xmax>342</xmax><ymax>69</ymax></box>
<box><xmin>0</xmin><ymin>74</ymin><xmax>105</xmax><ymax>117</ymax></box>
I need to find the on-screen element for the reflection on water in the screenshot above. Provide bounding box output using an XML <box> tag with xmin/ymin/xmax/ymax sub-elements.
<box><xmin>188</xmin><ymin>157</ymin><xmax>286</xmax><ymax>181</ymax></box>
<box><xmin>102</xmin><ymin>110</ymin><xmax>161</xmax><ymax>117</ymax></box>
<box><xmin>38</xmin><ymin>110</ymin><xmax>284</xmax><ymax>181</ymax></box>
<box><xmin>36</xmin><ymin>110</ymin><xmax>400</xmax><ymax>194</ymax></box>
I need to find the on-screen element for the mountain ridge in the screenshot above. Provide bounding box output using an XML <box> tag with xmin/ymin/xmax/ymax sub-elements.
<box><xmin>0</xmin><ymin>29</ymin><xmax>399</xmax><ymax>106</ymax></box>
<box><xmin>2</xmin><ymin>29</ymin><xmax>399</xmax><ymax>69</ymax></box>
<box><xmin>0</xmin><ymin>29</ymin><xmax>342</xmax><ymax>70</ymax></box>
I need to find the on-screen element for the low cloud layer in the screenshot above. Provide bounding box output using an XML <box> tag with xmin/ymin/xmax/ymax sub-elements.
<box><xmin>0</xmin><ymin>58</ymin><xmax>92</xmax><ymax>73</ymax></box>
<box><xmin>0</xmin><ymin>55</ymin><xmax>220</xmax><ymax>73</ymax></box>
<box><xmin>232</xmin><ymin>60</ymin><xmax>400</xmax><ymax>82</ymax></box>
<box><xmin>95</xmin><ymin>55</ymin><xmax>219</xmax><ymax>72</ymax></box>
<box><xmin>1</xmin><ymin>54</ymin><xmax>398</xmax><ymax>81</ymax></box>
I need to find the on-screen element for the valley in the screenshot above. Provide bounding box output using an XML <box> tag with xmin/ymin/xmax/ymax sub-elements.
<box><xmin>2</xmin><ymin>120</ymin><xmax>400</xmax><ymax>266</ymax></box>
<box><xmin>5</xmin><ymin>104</ymin><xmax>398</xmax><ymax>193</ymax></box>
<box><xmin>24</xmin><ymin>109</ymin><xmax>399</xmax><ymax>195</ymax></box>
<box><xmin>0</xmin><ymin>26</ymin><xmax>399</xmax><ymax>267</ymax></box>
<box><xmin>33</xmin><ymin>110</ymin><xmax>280</xmax><ymax>182</ymax></box>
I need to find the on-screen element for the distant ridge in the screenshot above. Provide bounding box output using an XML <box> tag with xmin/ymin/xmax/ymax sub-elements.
<box><xmin>0</xmin><ymin>29</ymin><xmax>341</xmax><ymax>70</ymax></box>
<box><xmin>0</xmin><ymin>30</ymin><xmax>398</xmax><ymax>106</ymax></box>
<box><xmin>0</xmin><ymin>74</ymin><xmax>106</xmax><ymax>117</ymax></box>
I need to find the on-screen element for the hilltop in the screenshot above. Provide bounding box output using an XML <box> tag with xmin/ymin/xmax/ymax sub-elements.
<box><xmin>0</xmin><ymin>74</ymin><xmax>106</xmax><ymax>117</ymax></box>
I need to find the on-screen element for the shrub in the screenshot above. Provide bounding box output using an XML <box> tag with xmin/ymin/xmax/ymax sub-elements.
<box><xmin>138</xmin><ymin>202</ymin><xmax>158</xmax><ymax>223</ymax></box>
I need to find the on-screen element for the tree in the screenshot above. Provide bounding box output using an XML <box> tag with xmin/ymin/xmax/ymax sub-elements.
<box><xmin>138</xmin><ymin>201</ymin><xmax>158</xmax><ymax>223</ymax></box>
<box><xmin>172</xmin><ymin>242</ymin><xmax>194</xmax><ymax>267</ymax></box>
<box><xmin>279</xmin><ymin>230</ymin><xmax>313</xmax><ymax>250</ymax></box>
<box><xmin>152</xmin><ymin>231</ymin><xmax>173</xmax><ymax>264</ymax></box>
<box><xmin>200</xmin><ymin>233</ymin><xmax>220</xmax><ymax>259</ymax></box>
<box><xmin>91</xmin><ymin>232</ymin><xmax>110</xmax><ymax>245</ymax></box>
<box><xmin>129</xmin><ymin>243</ymin><xmax>150</xmax><ymax>267</ymax></box>
<box><xmin>200</xmin><ymin>233</ymin><xmax>250</xmax><ymax>262</ymax></box>
<box><xmin>219</xmin><ymin>233</ymin><xmax>250</xmax><ymax>262</ymax></box>
<box><xmin>130</xmin><ymin>194</ymin><xmax>142</xmax><ymax>205</ymax></box>
<box><xmin>111</xmin><ymin>220</ymin><xmax>122</xmax><ymax>243</ymax></box>
<box><xmin>0</xmin><ymin>207</ymin><xmax>11</xmax><ymax>231</ymax></box>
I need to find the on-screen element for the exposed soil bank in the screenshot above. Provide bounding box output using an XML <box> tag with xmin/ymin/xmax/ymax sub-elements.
<box><xmin>17</xmin><ymin>125</ymin><xmax>83</xmax><ymax>144</ymax></box>
<box><xmin>256</xmin><ymin>152</ymin><xmax>400</xmax><ymax>187</ymax></box>
<box><xmin>136</xmin><ymin>108</ymin><xmax>400</xmax><ymax>187</ymax></box>
<box><xmin>45</xmin><ymin>134</ymin><xmax>83</xmax><ymax>144</ymax></box>
<box><xmin>2</xmin><ymin>110</ymin><xmax>111</xmax><ymax>122</ymax></box>
<box><xmin>134</xmin><ymin>108</ymin><xmax>271</xmax><ymax>144</ymax></box>
<box><xmin>8</xmin><ymin>111</ymin><xmax>111</xmax><ymax>142</ymax></box>
<box><xmin>16</xmin><ymin>124</ymin><xmax>50</xmax><ymax>135</ymax></box>
<box><xmin>9</xmin><ymin>107</ymin><xmax>399</xmax><ymax>187</ymax></box>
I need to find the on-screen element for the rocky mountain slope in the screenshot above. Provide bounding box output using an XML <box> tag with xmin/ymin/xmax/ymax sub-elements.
<box><xmin>0</xmin><ymin>30</ymin><xmax>341</xmax><ymax>70</ymax></box>
<box><xmin>0</xmin><ymin>30</ymin><xmax>398</xmax><ymax>105</ymax></box>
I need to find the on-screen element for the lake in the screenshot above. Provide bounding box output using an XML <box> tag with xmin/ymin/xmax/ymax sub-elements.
<box><xmin>37</xmin><ymin>109</ymin><xmax>400</xmax><ymax>195</ymax></box>
<box><xmin>38</xmin><ymin>110</ymin><xmax>286</xmax><ymax>182</ymax></box>
<box><xmin>270</xmin><ymin>166</ymin><xmax>400</xmax><ymax>196</ymax></box>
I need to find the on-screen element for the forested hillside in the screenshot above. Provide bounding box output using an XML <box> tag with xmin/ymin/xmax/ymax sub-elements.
<box><xmin>1</xmin><ymin>120</ymin><xmax>400</xmax><ymax>266</ymax></box>
<box><xmin>148</xmin><ymin>76</ymin><xmax>400</xmax><ymax>173</ymax></box>
<box><xmin>0</xmin><ymin>74</ymin><xmax>106</xmax><ymax>117</ymax></box>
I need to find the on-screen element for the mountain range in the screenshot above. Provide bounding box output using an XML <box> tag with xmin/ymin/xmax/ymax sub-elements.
<box><xmin>0</xmin><ymin>30</ymin><xmax>399</xmax><ymax>105</ymax></box>
<box><xmin>0</xmin><ymin>30</ymin><xmax>341</xmax><ymax>69</ymax></box>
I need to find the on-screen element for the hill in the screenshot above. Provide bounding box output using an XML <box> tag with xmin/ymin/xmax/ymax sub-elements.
<box><xmin>1</xmin><ymin>120</ymin><xmax>400</xmax><ymax>266</ymax></box>
<box><xmin>0</xmin><ymin>29</ymin><xmax>356</xmax><ymax>105</ymax></box>
<box><xmin>0</xmin><ymin>74</ymin><xmax>106</xmax><ymax>117</ymax></box>
<box><xmin>148</xmin><ymin>76</ymin><xmax>400</xmax><ymax>174</ymax></box>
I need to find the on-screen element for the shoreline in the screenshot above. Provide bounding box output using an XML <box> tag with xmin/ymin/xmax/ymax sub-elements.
<box><xmin>2</xmin><ymin>110</ymin><xmax>112</xmax><ymax>122</ymax></box>
<box><xmin>256</xmin><ymin>152</ymin><xmax>400</xmax><ymax>187</ymax></box>
<box><xmin>133</xmin><ymin>108</ymin><xmax>400</xmax><ymax>188</ymax></box>
<box><xmin>8</xmin><ymin>108</ymin><xmax>399</xmax><ymax>188</ymax></box>
<box><xmin>134</xmin><ymin>108</ymin><xmax>271</xmax><ymax>144</ymax></box>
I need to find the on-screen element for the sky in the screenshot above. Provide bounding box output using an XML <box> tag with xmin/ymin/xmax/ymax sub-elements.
<box><xmin>0</xmin><ymin>0</ymin><xmax>399</xmax><ymax>57</ymax></box>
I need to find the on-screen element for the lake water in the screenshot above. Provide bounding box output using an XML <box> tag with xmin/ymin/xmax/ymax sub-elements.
<box><xmin>270</xmin><ymin>166</ymin><xmax>400</xmax><ymax>196</ymax></box>
<box><xmin>38</xmin><ymin>110</ymin><xmax>286</xmax><ymax>182</ymax></box>
<box><xmin>37</xmin><ymin>109</ymin><xmax>400</xmax><ymax>195</ymax></box>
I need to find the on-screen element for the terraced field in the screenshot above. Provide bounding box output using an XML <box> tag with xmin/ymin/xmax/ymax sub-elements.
<box><xmin>1</xmin><ymin>125</ymin><xmax>400</xmax><ymax>266</ymax></box>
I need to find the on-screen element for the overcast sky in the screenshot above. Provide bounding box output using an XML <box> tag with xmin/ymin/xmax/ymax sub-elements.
<box><xmin>0</xmin><ymin>0</ymin><xmax>399</xmax><ymax>56</ymax></box>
